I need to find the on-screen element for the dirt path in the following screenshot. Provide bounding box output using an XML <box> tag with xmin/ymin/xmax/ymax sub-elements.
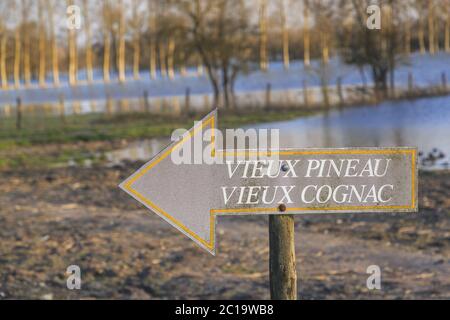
<box><xmin>0</xmin><ymin>165</ymin><xmax>448</xmax><ymax>299</ymax></box>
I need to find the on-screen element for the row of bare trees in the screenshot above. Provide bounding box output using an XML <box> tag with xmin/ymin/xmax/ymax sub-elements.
<box><xmin>0</xmin><ymin>0</ymin><xmax>449</xmax><ymax>107</ymax></box>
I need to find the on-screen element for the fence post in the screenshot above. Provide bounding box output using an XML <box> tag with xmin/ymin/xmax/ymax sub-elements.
<box><xmin>269</xmin><ymin>214</ymin><xmax>297</xmax><ymax>300</ymax></box>
<box><xmin>16</xmin><ymin>97</ymin><xmax>22</xmax><ymax>131</ymax></box>
<box><xmin>59</xmin><ymin>94</ymin><xmax>66</xmax><ymax>124</ymax></box>
<box><xmin>408</xmin><ymin>72</ymin><xmax>414</xmax><ymax>94</ymax></box>
<box><xmin>265</xmin><ymin>83</ymin><xmax>272</xmax><ymax>109</ymax></box>
<box><xmin>144</xmin><ymin>90</ymin><xmax>150</xmax><ymax>113</ymax></box>
<box><xmin>442</xmin><ymin>72</ymin><xmax>447</xmax><ymax>92</ymax></box>
<box><xmin>337</xmin><ymin>77</ymin><xmax>344</xmax><ymax>107</ymax></box>
<box><xmin>185</xmin><ymin>87</ymin><xmax>191</xmax><ymax>115</ymax></box>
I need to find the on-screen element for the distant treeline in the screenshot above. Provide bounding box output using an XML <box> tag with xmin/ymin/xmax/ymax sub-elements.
<box><xmin>0</xmin><ymin>0</ymin><xmax>448</xmax><ymax>107</ymax></box>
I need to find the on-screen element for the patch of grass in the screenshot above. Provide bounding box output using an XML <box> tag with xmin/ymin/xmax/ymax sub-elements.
<box><xmin>0</xmin><ymin>107</ymin><xmax>319</xmax><ymax>148</ymax></box>
<box><xmin>0</xmin><ymin>107</ymin><xmax>320</xmax><ymax>169</ymax></box>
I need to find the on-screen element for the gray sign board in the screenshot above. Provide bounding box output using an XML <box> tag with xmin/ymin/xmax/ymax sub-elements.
<box><xmin>120</xmin><ymin>110</ymin><xmax>418</xmax><ymax>254</ymax></box>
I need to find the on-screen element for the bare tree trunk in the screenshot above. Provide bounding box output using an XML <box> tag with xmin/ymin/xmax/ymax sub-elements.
<box><xmin>103</xmin><ymin>33</ymin><xmax>111</xmax><ymax>83</ymax></box>
<box><xmin>133</xmin><ymin>35</ymin><xmax>140</xmax><ymax>80</ymax></box>
<box><xmin>194</xmin><ymin>0</ymin><xmax>204</xmax><ymax>79</ymax></box>
<box><xmin>148</xmin><ymin>1</ymin><xmax>157</xmax><ymax>79</ymax></box>
<box><xmin>222</xmin><ymin>71</ymin><xmax>230</xmax><ymax>109</ymax></box>
<box><xmin>38</xmin><ymin>0</ymin><xmax>47</xmax><ymax>87</ymax></box>
<box><xmin>118</xmin><ymin>0</ymin><xmax>126</xmax><ymax>83</ymax></box>
<box><xmin>280</xmin><ymin>0</ymin><xmax>289</xmax><ymax>69</ymax></box>
<box><xmin>435</xmin><ymin>11</ymin><xmax>440</xmax><ymax>53</ymax></box>
<box><xmin>22</xmin><ymin>0</ymin><xmax>31</xmax><ymax>87</ymax></box>
<box><xmin>428</xmin><ymin>0</ymin><xmax>435</xmax><ymax>55</ymax></box>
<box><xmin>14</xmin><ymin>27</ymin><xmax>21</xmax><ymax>88</ymax></box>
<box><xmin>221</xmin><ymin>62</ymin><xmax>235</xmax><ymax>109</ymax></box>
<box><xmin>46</xmin><ymin>0</ymin><xmax>60</xmax><ymax>86</ymax></box>
<box><xmin>0</xmin><ymin>33</ymin><xmax>8</xmax><ymax>89</ymax></box>
<box><xmin>198</xmin><ymin>51</ymin><xmax>220</xmax><ymax>107</ymax></box>
<box><xmin>83</xmin><ymin>0</ymin><xmax>94</xmax><ymax>83</ymax></box>
<box><xmin>167</xmin><ymin>37</ymin><xmax>175</xmax><ymax>79</ymax></box>
<box><xmin>418</xmin><ymin>16</ymin><xmax>426</xmax><ymax>55</ymax></box>
<box><xmin>321</xmin><ymin>31</ymin><xmax>329</xmax><ymax>65</ymax></box>
<box><xmin>446</xmin><ymin>3</ymin><xmax>450</xmax><ymax>53</ymax></box>
<box><xmin>102</xmin><ymin>0</ymin><xmax>111</xmax><ymax>83</ymax></box>
<box><xmin>303</xmin><ymin>2</ymin><xmax>310</xmax><ymax>67</ymax></box>
<box><xmin>51</xmin><ymin>32</ymin><xmax>60</xmax><ymax>87</ymax></box>
<box><xmin>159</xmin><ymin>42</ymin><xmax>167</xmax><ymax>77</ymax></box>
<box><xmin>386</xmin><ymin>2</ymin><xmax>395</xmax><ymax>96</ymax></box>
<box><xmin>259</xmin><ymin>0</ymin><xmax>268</xmax><ymax>71</ymax></box>
<box><xmin>149</xmin><ymin>41</ymin><xmax>157</xmax><ymax>79</ymax></box>
<box><xmin>404</xmin><ymin>20</ymin><xmax>411</xmax><ymax>56</ymax></box>
<box><xmin>132</xmin><ymin>0</ymin><xmax>141</xmax><ymax>80</ymax></box>
<box><xmin>67</xmin><ymin>0</ymin><xmax>78</xmax><ymax>85</ymax></box>
<box><xmin>24</xmin><ymin>38</ymin><xmax>31</xmax><ymax>86</ymax></box>
<box><xmin>180</xmin><ymin>51</ymin><xmax>187</xmax><ymax>76</ymax></box>
<box><xmin>68</xmin><ymin>28</ymin><xmax>78</xmax><ymax>85</ymax></box>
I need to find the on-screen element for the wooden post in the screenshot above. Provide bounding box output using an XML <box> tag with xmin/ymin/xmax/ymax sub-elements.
<box><xmin>16</xmin><ymin>97</ymin><xmax>22</xmax><ymax>131</ymax></box>
<box><xmin>337</xmin><ymin>77</ymin><xmax>344</xmax><ymax>107</ymax></box>
<box><xmin>441</xmin><ymin>72</ymin><xmax>447</xmax><ymax>91</ymax></box>
<box><xmin>408</xmin><ymin>72</ymin><xmax>413</xmax><ymax>94</ymax></box>
<box><xmin>144</xmin><ymin>90</ymin><xmax>150</xmax><ymax>113</ymax></box>
<box><xmin>269</xmin><ymin>214</ymin><xmax>297</xmax><ymax>300</ymax></box>
<box><xmin>59</xmin><ymin>94</ymin><xmax>66</xmax><ymax>124</ymax></box>
<box><xmin>185</xmin><ymin>87</ymin><xmax>191</xmax><ymax>115</ymax></box>
<box><xmin>265</xmin><ymin>83</ymin><xmax>272</xmax><ymax>109</ymax></box>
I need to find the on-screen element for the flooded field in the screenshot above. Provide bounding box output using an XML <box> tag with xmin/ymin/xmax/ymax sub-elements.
<box><xmin>1</xmin><ymin>92</ymin><xmax>449</xmax><ymax>300</ymax></box>
<box><xmin>1</xmin><ymin>0</ymin><xmax>448</xmax><ymax>303</ymax></box>
<box><xmin>105</xmin><ymin>95</ymin><xmax>450</xmax><ymax>170</ymax></box>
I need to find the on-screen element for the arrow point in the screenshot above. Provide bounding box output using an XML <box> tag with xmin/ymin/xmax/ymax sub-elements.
<box><xmin>120</xmin><ymin>109</ymin><xmax>219</xmax><ymax>254</ymax></box>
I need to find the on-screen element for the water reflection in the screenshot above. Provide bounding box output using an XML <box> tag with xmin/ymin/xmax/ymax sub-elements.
<box><xmin>104</xmin><ymin>138</ymin><xmax>170</xmax><ymax>166</ymax></box>
<box><xmin>103</xmin><ymin>95</ymin><xmax>450</xmax><ymax>170</ymax></box>
<box><xmin>253</xmin><ymin>95</ymin><xmax>450</xmax><ymax>170</ymax></box>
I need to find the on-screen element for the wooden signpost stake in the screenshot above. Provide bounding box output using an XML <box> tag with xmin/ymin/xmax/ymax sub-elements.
<box><xmin>269</xmin><ymin>214</ymin><xmax>297</xmax><ymax>300</ymax></box>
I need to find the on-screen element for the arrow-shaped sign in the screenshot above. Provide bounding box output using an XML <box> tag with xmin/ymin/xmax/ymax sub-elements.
<box><xmin>120</xmin><ymin>109</ymin><xmax>418</xmax><ymax>255</ymax></box>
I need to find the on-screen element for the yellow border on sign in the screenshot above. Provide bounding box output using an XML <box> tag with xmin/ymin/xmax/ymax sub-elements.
<box><xmin>123</xmin><ymin>113</ymin><xmax>417</xmax><ymax>252</ymax></box>
<box><xmin>123</xmin><ymin>114</ymin><xmax>216</xmax><ymax>250</ymax></box>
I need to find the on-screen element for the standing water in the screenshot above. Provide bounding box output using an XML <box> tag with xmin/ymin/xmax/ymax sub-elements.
<box><xmin>105</xmin><ymin>95</ymin><xmax>450</xmax><ymax>170</ymax></box>
<box><xmin>253</xmin><ymin>95</ymin><xmax>450</xmax><ymax>170</ymax></box>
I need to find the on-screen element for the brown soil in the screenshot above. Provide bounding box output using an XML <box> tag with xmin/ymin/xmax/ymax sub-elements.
<box><xmin>0</xmin><ymin>163</ymin><xmax>448</xmax><ymax>299</ymax></box>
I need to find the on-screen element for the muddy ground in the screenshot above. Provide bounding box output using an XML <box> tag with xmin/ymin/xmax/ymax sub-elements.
<box><xmin>0</xmin><ymin>163</ymin><xmax>449</xmax><ymax>299</ymax></box>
